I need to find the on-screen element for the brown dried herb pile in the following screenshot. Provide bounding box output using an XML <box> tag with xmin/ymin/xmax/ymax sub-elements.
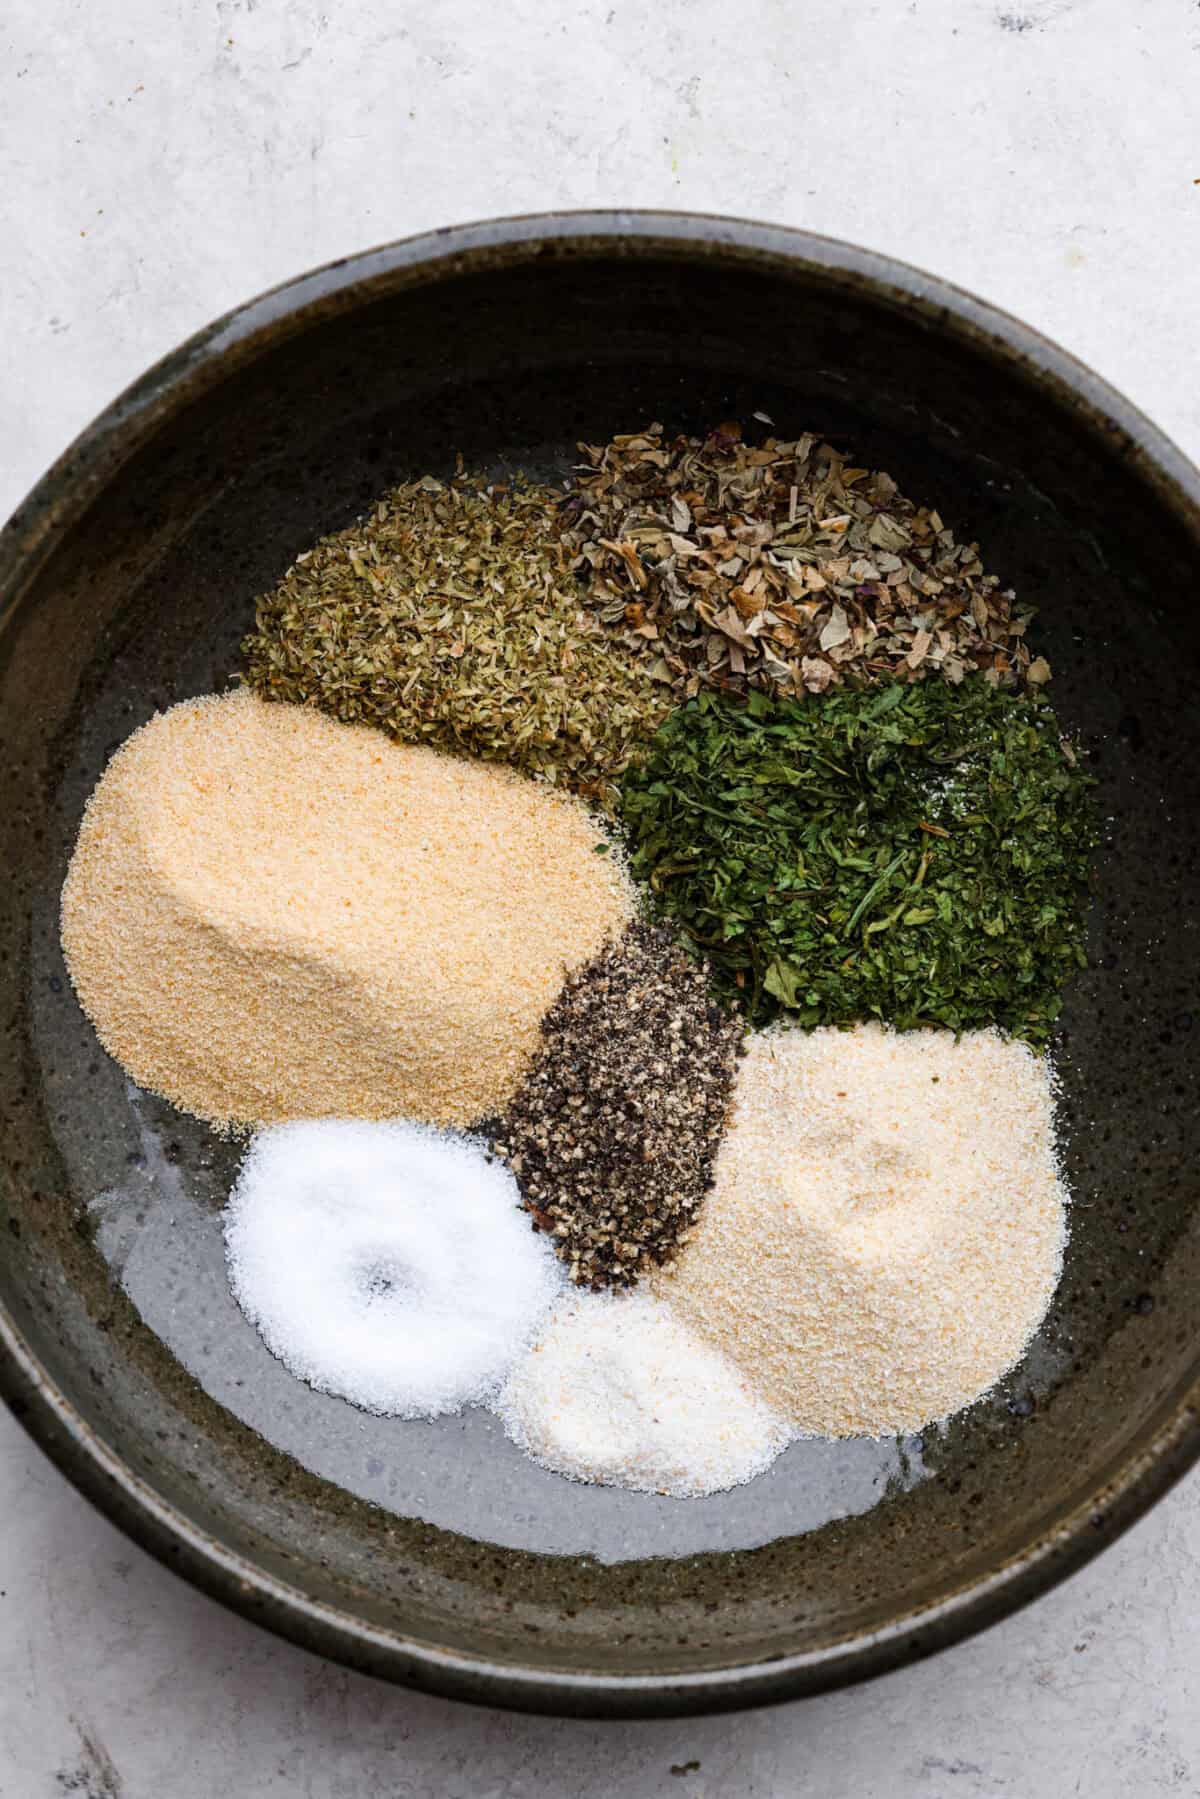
<box><xmin>491</xmin><ymin>923</ymin><xmax>744</xmax><ymax>1291</ymax></box>
<box><xmin>242</xmin><ymin>473</ymin><xmax>670</xmax><ymax>806</ymax></box>
<box><xmin>561</xmin><ymin>423</ymin><xmax>1048</xmax><ymax>703</ymax></box>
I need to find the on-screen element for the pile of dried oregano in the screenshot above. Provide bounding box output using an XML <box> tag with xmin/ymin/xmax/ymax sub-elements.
<box><xmin>243</xmin><ymin>473</ymin><xmax>670</xmax><ymax>807</ymax></box>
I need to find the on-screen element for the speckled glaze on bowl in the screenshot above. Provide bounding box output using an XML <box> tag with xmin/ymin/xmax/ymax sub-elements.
<box><xmin>2</xmin><ymin>214</ymin><xmax>1199</xmax><ymax>1718</ymax></box>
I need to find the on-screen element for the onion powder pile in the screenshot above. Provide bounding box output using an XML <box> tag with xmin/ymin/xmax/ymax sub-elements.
<box><xmin>225</xmin><ymin>1119</ymin><xmax>563</xmax><ymax>1417</ymax></box>
<box><xmin>661</xmin><ymin>1023</ymin><xmax>1067</xmax><ymax>1438</ymax></box>
<box><xmin>60</xmin><ymin>691</ymin><xmax>633</xmax><ymax>1132</ymax></box>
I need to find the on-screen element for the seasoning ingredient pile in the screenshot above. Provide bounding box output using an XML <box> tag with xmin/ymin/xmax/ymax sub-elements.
<box><xmin>226</xmin><ymin>1120</ymin><xmax>562</xmax><ymax>1417</ymax></box>
<box><xmin>497</xmin><ymin>1288</ymin><xmax>789</xmax><ymax>1497</ymax></box>
<box><xmin>564</xmin><ymin>422</ymin><xmax>1043</xmax><ymax>704</ymax></box>
<box><xmin>60</xmin><ymin>418</ymin><xmax>1096</xmax><ymax>1503</ymax></box>
<box><xmin>61</xmin><ymin>691</ymin><xmax>632</xmax><ymax>1132</ymax></box>
<box><xmin>661</xmin><ymin>1023</ymin><xmax>1067</xmax><ymax>1438</ymax></box>
<box><xmin>620</xmin><ymin>678</ymin><xmax>1095</xmax><ymax>1042</ymax></box>
<box><xmin>492</xmin><ymin>923</ymin><xmax>744</xmax><ymax>1289</ymax></box>
<box><xmin>243</xmin><ymin>474</ymin><xmax>670</xmax><ymax>807</ymax></box>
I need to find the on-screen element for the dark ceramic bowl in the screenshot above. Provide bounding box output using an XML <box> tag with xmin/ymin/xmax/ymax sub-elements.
<box><xmin>3</xmin><ymin>213</ymin><xmax>1200</xmax><ymax>1718</ymax></box>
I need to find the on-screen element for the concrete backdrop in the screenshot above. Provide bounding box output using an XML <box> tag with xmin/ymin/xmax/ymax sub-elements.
<box><xmin>2</xmin><ymin>1</ymin><xmax>1198</xmax><ymax>1793</ymax></box>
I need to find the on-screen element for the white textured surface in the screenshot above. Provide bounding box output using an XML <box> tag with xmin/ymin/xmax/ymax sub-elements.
<box><xmin>2</xmin><ymin>0</ymin><xmax>1199</xmax><ymax>1790</ymax></box>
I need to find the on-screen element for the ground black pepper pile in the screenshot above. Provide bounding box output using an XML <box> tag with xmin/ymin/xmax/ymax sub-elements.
<box><xmin>492</xmin><ymin>923</ymin><xmax>744</xmax><ymax>1290</ymax></box>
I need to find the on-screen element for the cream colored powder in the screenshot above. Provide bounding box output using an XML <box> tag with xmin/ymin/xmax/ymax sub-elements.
<box><xmin>60</xmin><ymin>691</ymin><xmax>634</xmax><ymax>1131</ymax></box>
<box><xmin>496</xmin><ymin>1288</ymin><xmax>789</xmax><ymax>1498</ymax></box>
<box><xmin>658</xmin><ymin>1023</ymin><xmax>1066</xmax><ymax>1438</ymax></box>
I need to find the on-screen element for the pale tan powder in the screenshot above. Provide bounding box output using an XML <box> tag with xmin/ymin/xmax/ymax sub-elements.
<box><xmin>658</xmin><ymin>1023</ymin><xmax>1066</xmax><ymax>1437</ymax></box>
<box><xmin>60</xmin><ymin>691</ymin><xmax>634</xmax><ymax>1132</ymax></box>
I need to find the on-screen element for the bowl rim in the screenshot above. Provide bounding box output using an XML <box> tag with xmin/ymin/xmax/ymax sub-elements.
<box><xmin>3</xmin><ymin>208</ymin><xmax>1200</xmax><ymax>1718</ymax></box>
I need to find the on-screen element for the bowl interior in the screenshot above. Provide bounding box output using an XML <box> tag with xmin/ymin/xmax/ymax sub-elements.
<box><xmin>2</xmin><ymin>230</ymin><xmax>1199</xmax><ymax>1710</ymax></box>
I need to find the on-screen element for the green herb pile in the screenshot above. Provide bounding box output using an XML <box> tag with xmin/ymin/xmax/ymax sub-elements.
<box><xmin>619</xmin><ymin>677</ymin><xmax>1096</xmax><ymax>1045</ymax></box>
<box><xmin>243</xmin><ymin>474</ymin><xmax>669</xmax><ymax>807</ymax></box>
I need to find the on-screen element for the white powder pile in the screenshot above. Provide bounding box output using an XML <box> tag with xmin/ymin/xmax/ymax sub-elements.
<box><xmin>60</xmin><ymin>691</ymin><xmax>633</xmax><ymax>1131</ymax></box>
<box><xmin>496</xmin><ymin>1288</ymin><xmax>790</xmax><ymax>1497</ymax></box>
<box><xmin>225</xmin><ymin>1119</ymin><xmax>563</xmax><ymax>1417</ymax></box>
<box><xmin>660</xmin><ymin>1023</ymin><xmax>1067</xmax><ymax>1438</ymax></box>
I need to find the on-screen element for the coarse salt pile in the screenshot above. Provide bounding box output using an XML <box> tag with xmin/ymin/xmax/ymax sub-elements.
<box><xmin>659</xmin><ymin>1023</ymin><xmax>1067</xmax><ymax>1438</ymax></box>
<box><xmin>60</xmin><ymin>691</ymin><xmax>634</xmax><ymax>1131</ymax></box>
<box><xmin>225</xmin><ymin>1119</ymin><xmax>563</xmax><ymax>1417</ymax></box>
<box><xmin>496</xmin><ymin>1288</ymin><xmax>789</xmax><ymax>1497</ymax></box>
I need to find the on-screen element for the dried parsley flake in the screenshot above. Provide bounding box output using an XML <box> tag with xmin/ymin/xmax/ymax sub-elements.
<box><xmin>619</xmin><ymin>678</ymin><xmax>1096</xmax><ymax>1046</ymax></box>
